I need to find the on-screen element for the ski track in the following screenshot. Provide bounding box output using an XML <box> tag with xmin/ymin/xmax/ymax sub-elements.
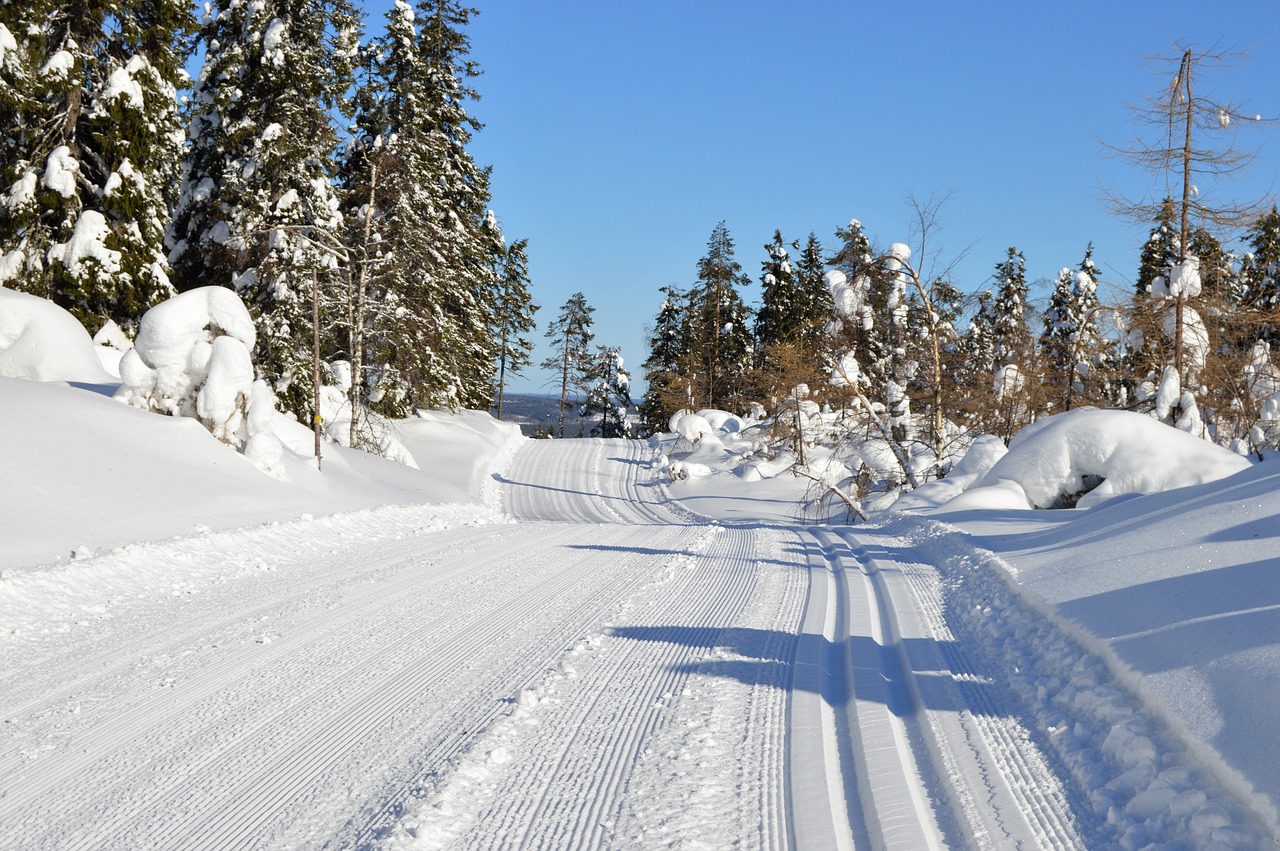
<box><xmin>3</xmin><ymin>432</ymin><xmax>1270</xmax><ymax>849</ymax></box>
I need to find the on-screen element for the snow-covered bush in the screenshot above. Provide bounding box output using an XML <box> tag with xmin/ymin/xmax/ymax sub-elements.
<box><xmin>115</xmin><ymin>287</ymin><xmax>284</xmax><ymax>474</ymax></box>
<box><xmin>932</xmin><ymin>408</ymin><xmax>1250</xmax><ymax>511</ymax></box>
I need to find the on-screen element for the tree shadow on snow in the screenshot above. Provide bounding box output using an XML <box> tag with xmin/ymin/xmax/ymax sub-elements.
<box><xmin>610</xmin><ymin>624</ymin><xmax>1010</xmax><ymax>718</ymax></box>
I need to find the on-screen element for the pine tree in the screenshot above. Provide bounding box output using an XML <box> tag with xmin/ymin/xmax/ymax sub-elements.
<box><xmin>1239</xmin><ymin>205</ymin><xmax>1280</xmax><ymax>345</ymax></box>
<box><xmin>957</xmin><ymin>291</ymin><xmax>998</xmax><ymax>427</ymax></box>
<box><xmin>1136</xmin><ymin>198</ymin><xmax>1181</xmax><ymax>295</ymax></box>
<box><xmin>1041</xmin><ymin>267</ymin><xmax>1081</xmax><ymax>410</ymax></box>
<box><xmin>754</xmin><ymin>229</ymin><xmax>797</xmax><ymax>364</ymax></box>
<box><xmin>491</xmin><ymin>237</ymin><xmax>538</xmax><ymax>419</ymax></box>
<box><xmin>542</xmin><ymin>292</ymin><xmax>595</xmax><ymax>437</ymax></box>
<box><xmin>0</xmin><ymin>0</ymin><xmax>194</xmax><ymax>334</ymax></box>
<box><xmin>794</xmin><ymin>231</ymin><xmax>834</xmax><ymax>358</ymax></box>
<box><xmin>691</xmin><ymin>221</ymin><xmax>752</xmax><ymax>411</ymax></box>
<box><xmin>169</xmin><ymin>0</ymin><xmax>358</xmax><ymax>419</ymax></box>
<box><xmin>413</xmin><ymin>0</ymin><xmax>503</xmax><ymax>410</ymax></box>
<box><xmin>991</xmin><ymin>247</ymin><xmax>1030</xmax><ymax>366</ymax></box>
<box><xmin>582</xmin><ymin>346</ymin><xmax>632</xmax><ymax>438</ymax></box>
<box><xmin>640</xmin><ymin>285</ymin><xmax>694</xmax><ymax>435</ymax></box>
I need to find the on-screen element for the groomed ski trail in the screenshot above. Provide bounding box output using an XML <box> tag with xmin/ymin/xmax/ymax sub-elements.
<box><xmin>8</xmin><ymin>435</ymin><xmax>1251</xmax><ymax>849</ymax></box>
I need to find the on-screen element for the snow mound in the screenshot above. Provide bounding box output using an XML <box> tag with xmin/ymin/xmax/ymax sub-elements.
<box><xmin>894</xmin><ymin>434</ymin><xmax>1008</xmax><ymax>510</ymax></box>
<box><xmin>0</xmin><ymin>287</ymin><xmax>115</xmax><ymax>383</ymax></box>
<box><xmin>942</xmin><ymin>409</ymin><xmax>1251</xmax><ymax>510</ymax></box>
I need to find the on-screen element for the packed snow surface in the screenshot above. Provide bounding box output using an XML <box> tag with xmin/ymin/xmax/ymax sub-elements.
<box><xmin>1</xmin><ymin>304</ymin><xmax>1278</xmax><ymax>849</ymax></box>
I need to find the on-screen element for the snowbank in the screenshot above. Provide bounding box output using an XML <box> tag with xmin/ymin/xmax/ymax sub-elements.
<box><xmin>0</xmin><ymin>287</ymin><xmax>115</xmax><ymax>383</ymax></box>
<box><xmin>0</xmin><ymin>377</ymin><xmax>522</xmax><ymax>570</ymax></box>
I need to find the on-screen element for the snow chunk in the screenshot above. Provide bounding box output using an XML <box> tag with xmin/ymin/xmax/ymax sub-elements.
<box><xmin>1155</xmin><ymin>257</ymin><xmax>1202</xmax><ymax>299</ymax></box>
<box><xmin>262</xmin><ymin>18</ymin><xmax>285</xmax><ymax>65</ymax></box>
<box><xmin>0</xmin><ymin>287</ymin><xmax>115</xmax><ymax>382</ymax></box>
<box><xmin>40</xmin><ymin>49</ymin><xmax>74</xmax><ymax>79</ymax></box>
<box><xmin>0</xmin><ymin>25</ymin><xmax>16</xmax><ymax>67</ymax></box>
<box><xmin>100</xmin><ymin>64</ymin><xmax>145</xmax><ymax>110</ymax></box>
<box><xmin>47</xmin><ymin>211</ymin><xmax>122</xmax><ymax>278</ymax></box>
<box><xmin>894</xmin><ymin>434</ymin><xmax>1008</xmax><ymax>511</ymax></box>
<box><xmin>42</xmin><ymin>147</ymin><xmax>78</xmax><ymax>198</ymax></box>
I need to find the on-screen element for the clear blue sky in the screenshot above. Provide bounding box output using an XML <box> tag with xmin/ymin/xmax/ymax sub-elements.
<box><xmin>370</xmin><ymin>0</ymin><xmax>1280</xmax><ymax>396</ymax></box>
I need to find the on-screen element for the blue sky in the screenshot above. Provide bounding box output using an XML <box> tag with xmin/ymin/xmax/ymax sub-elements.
<box><xmin>369</xmin><ymin>1</ymin><xmax>1280</xmax><ymax>396</ymax></box>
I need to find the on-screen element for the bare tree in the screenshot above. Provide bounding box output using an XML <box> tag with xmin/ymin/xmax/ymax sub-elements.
<box><xmin>1104</xmin><ymin>43</ymin><xmax>1274</xmax><ymax>394</ymax></box>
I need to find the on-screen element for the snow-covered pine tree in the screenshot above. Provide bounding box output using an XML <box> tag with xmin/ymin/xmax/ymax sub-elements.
<box><xmin>339</xmin><ymin>0</ymin><xmax>444</xmax><ymax>418</ymax></box>
<box><xmin>827</xmin><ymin>218</ymin><xmax>890</xmax><ymax>395</ymax></box>
<box><xmin>1239</xmin><ymin>205</ymin><xmax>1280</xmax><ymax>346</ymax></box>
<box><xmin>169</xmin><ymin>0</ymin><xmax>358</xmax><ymax>419</ymax></box>
<box><xmin>991</xmin><ymin>247</ymin><xmax>1031</xmax><ymax>366</ymax></box>
<box><xmin>753</xmin><ymin>229</ymin><xmax>798</xmax><ymax>366</ymax></box>
<box><xmin>956</xmin><ymin>290</ymin><xmax>998</xmax><ymax>429</ymax></box>
<box><xmin>1041</xmin><ymin>265</ymin><xmax>1078</xmax><ymax>405</ymax></box>
<box><xmin>413</xmin><ymin>0</ymin><xmax>503</xmax><ymax>410</ymax></box>
<box><xmin>0</xmin><ymin>0</ymin><xmax>194</xmax><ymax>335</ymax></box>
<box><xmin>542</xmin><ymin>292</ymin><xmax>595</xmax><ymax>438</ymax></box>
<box><xmin>491</xmin><ymin>236</ymin><xmax>538</xmax><ymax>419</ymax></box>
<box><xmin>582</xmin><ymin>345</ymin><xmax>632</xmax><ymax>438</ymax></box>
<box><xmin>692</xmin><ymin>221</ymin><xmax>752</xmax><ymax>411</ymax></box>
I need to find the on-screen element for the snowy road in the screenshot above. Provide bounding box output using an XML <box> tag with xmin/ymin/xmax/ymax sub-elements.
<box><xmin>3</xmin><ymin>437</ymin><xmax>1269</xmax><ymax>848</ymax></box>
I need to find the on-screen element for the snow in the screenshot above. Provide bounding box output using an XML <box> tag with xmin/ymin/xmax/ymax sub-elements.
<box><xmin>2</xmin><ymin>302</ymin><xmax>1279</xmax><ymax>847</ymax></box>
<box><xmin>920</xmin><ymin>408</ymin><xmax>1250</xmax><ymax>510</ymax></box>
<box><xmin>100</xmin><ymin>64</ymin><xmax>145</xmax><ymax>110</ymax></box>
<box><xmin>262</xmin><ymin>18</ymin><xmax>286</xmax><ymax>65</ymax></box>
<box><xmin>0</xmin><ymin>24</ymin><xmax>16</xmax><ymax>66</ymax></box>
<box><xmin>41</xmin><ymin>146</ymin><xmax>79</xmax><ymax>198</ymax></box>
<box><xmin>0</xmin><ymin>287</ymin><xmax>114</xmax><ymax>383</ymax></box>
<box><xmin>47</xmin><ymin>210</ymin><xmax>122</xmax><ymax>277</ymax></box>
<box><xmin>39</xmin><ymin>49</ymin><xmax>74</xmax><ymax>79</ymax></box>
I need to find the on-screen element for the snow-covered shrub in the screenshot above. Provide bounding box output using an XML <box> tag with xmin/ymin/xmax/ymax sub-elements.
<box><xmin>313</xmin><ymin>360</ymin><xmax>419</xmax><ymax>469</ymax></box>
<box><xmin>115</xmin><ymin>287</ymin><xmax>284</xmax><ymax>474</ymax></box>
<box><xmin>938</xmin><ymin>409</ymin><xmax>1250</xmax><ymax>511</ymax></box>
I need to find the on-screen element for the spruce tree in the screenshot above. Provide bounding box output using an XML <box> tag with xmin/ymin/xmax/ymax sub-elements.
<box><xmin>491</xmin><ymin>237</ymin><xmax>538</xmax><ymax>419</ymax></box>
<box><xmin>991</xmin><ymin>247</ymin><xmax>1030</xmax><ymax>366</ymax></box>
<box><xmin>0</xmin><ymin>0</ymin><xmax>194</xmax><ymax>334</ymax></box>
<box><xmin>1136</xmin><ymin>198</ymin><xmax>1181</xmax><ymax>295</ymax></box>
<box><xmin>1240</xmin><ymin>205</ymin><xmax>1280</xmax><ymax>345</ymax></box>
<box><xmin>691</xmin><ymin>222</ymin><xmax>752</xmax><ymax>411</ymax></box>
<box><xmin>794</xmin><ymin>231</ymin><xmax>834</xmax><ymax>358</ymax></box>
<box><xmin>754</xmin><ymin>230</ymin><xmax>797</xmax><ymax>365</ymax></box>
<box><xmin>169</xmin><ymin>0</ymin><xmax>358</xmax><ymax>419</ymax></box>
<box><xmin>582</xmin><ymin>346</ymin><xmax>632</xmax><ymax>438</ymax></box>
<box><xmin>640</xmin><ymin>284</ymin><xmax>694</xmax><ymax>434</ymax></box>
<box><xmin>413</xmin><ymin>0</ymin><xmax>503</xmax><ymax>410</ymax></box>
<box><xmin>827</xmin><ymin>218</ymin><xmax>893</xmax><ymax>395</ymax></box>
<box><xmin>542</xmin><ymin>292</ymin><xmax>595</xmax><ymax>437</ymax></box>
<box><xmin>1042</xmin><ymin>267</ymin><xmax>1080</xmax><ymax>409</ymax></box>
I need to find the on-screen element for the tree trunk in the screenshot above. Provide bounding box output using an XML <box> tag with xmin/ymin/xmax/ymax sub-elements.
<box><xmin>350</xmin><ymin>160</ymin><xmax>378</xmax><ymax>448</ymax></box>
<box><xmin>559</xmin><ymin>331</ymin><xmax>570</xmax><ymax>437</ymax></box>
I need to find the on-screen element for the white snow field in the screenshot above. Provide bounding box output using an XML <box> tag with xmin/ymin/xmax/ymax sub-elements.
<box><xmin>3</xmin><ymin>296</ymin><xmax>1280</xmax><ymax>848</ymax></box>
